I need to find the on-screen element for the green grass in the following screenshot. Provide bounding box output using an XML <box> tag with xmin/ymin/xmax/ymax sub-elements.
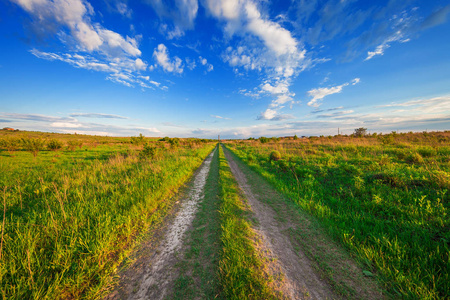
<box><xmin>226</xmin><ymin>131</ymin><xmax>449</xmax><ymax>299</ymax></box>
<box><xmin>171</xmin><ymin>146</ymin><xmax>222</xmax><ymax>299</ymax></box>
<box><xmin>0</xmin><ymin>132</ymin><xmax>215</xmax><ymax>299</ymax></box>
<box><xmin>217</xmin><ymin>145</ymin><xmax>277</xmax><ymax>299</ymax></box>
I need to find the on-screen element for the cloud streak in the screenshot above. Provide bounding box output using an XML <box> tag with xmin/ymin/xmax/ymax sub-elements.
<box><xmin>69</xmin><ymin>113</ymin><xmax>128</xmax><ymax>119</ymax></box>
<box><xmin>307</xmin><ymin>78</ymin><xmax>360</xmax><ymax>108</ymax></box>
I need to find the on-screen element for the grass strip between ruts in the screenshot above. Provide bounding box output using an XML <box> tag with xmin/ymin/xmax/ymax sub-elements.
<box><xmin>217</xmin><ymin>144</ymin><xmax>277</xmax><ymax>299</ymax></box>
<box><xmin>170</xmin><ymin>146</ymin><xmax>222</xmax><ymax>299</ymax></box>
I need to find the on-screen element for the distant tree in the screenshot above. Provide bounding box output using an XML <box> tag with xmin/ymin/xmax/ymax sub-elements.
<box><xmin>293</xmin><ymin>134</ymin><xmax>298</xmax><ymax>140</ymax></box>
<box><xmin>259</xmin><ymin>136</ymin><xmax>269</xmax><ymax>143</ymax></box>
<box><xmin>22</xmin><ymin>138</ymin><xmax>45</xmax><ymax>157</ymax></box>
<box><xmin>354</xmin><ymin>127</ymin><xmax>367</xmax><ymax>137</ymax></box>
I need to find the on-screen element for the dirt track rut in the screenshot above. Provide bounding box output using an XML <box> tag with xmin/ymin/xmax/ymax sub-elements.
<box><xmin>223</xmin><ymin>146</ymin><xmax>336</xmax><ymax>300</ymax></box>
<box><xmin>106</xmin><ymin>149</ymin><xmax>215</xmax><ymax>300</ymax></box>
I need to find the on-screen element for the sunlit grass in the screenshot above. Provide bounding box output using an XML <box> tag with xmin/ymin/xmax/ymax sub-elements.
<box><xmin>0</xmin><ymin>131</ymin><xmax>215</xmax><ymax>298</ymax></box>
<box><xmin>225</xmin><ymin>131</ymin><xmax>449</xmax><ymax>299</ymax></box>
<box><xmin>217</xmin><ymin>145</ymin><xmax>278</xmax><ymax>299</ymax></box>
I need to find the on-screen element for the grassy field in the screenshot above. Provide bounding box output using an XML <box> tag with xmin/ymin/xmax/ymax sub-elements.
<box><xmin>0</xmin><ymin>131</ymin><xmax>215</xmax><ymax>299</ymax></box>
<box><xmin>225</xmin><ymin>131</ymin><xmax>449</xmax><ymax>299</ymax></box>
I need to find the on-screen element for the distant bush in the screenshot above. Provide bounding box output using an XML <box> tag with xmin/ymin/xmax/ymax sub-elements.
<box><xmin>269</xmin><ymin>150</ymin><xmax>281</xmax><ymax>161</ymax></box>
<box><xmin>131</xmin><ymin>133</ymin><xmax>145</xmax><ymax>145</ymax></box>
<box><xmin>140</xmin><ymin>143</ymin><xmax>159</xmax><ymax>159</ymax></box>
<box><xmin>47</xmin><ymin>139</ymin><xmax>63</xmax><ymax>151</ymax></box>
<box><xmin>354</xmin><ymin>127</ymin><xmax>367</xmax><ymax>137</ymax></box>
<box><xmin>22</xmin><ymin>138</ymin><xmax>45</xmax><ymax>157</ymax></box>
<box><xmin>0</xmin><ymin>137</ymin><xmax>20</xmax><ymax>155</ymax></box>
<box><xmin>259</xmin><ymin>136</ymin><xmax>269</xmax><ymax>143</ymax></box>
<box><xmin>67</xmin><ymin>140</ymin><xmax>82</xmax><ymax>151</ymax></box>
<box><xmin>168</xmin><ymin>138</ymin><xmax>180</xmax><ymax>148</ymax></box>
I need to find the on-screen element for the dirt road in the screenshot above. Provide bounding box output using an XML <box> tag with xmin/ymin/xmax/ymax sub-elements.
<box><xmin>105</xmin><ymin>149</ymin><xmax>216</xmax><ymax>300</ymax></box>
<box><xmin>106</xmin><ymin>145</ymin><xmax>383</xmax><ymax>299</ymax></box>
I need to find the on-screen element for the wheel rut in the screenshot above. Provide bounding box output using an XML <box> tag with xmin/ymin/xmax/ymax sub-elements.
<box><xmin>223</xmin><ymin>146</ymin><xmax>336</xmax><ymax>300</ymax></box>
<box><xmin>105</xmin><ymin>149</ymin><xmax>216</xmax><ymax>300</ymax></box>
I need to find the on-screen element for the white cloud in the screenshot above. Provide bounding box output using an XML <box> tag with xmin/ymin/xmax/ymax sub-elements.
<box><xmin>159</xmin><ymin>24</ymin><xmax>185</xmax><ymax>40</ymax></box>
<box><xmin>256</xmin><ymin>109</ymin><xmax>295</xmax><ymax>121</ymax></box>
<box><xmin>258</xmin><ymin>108</ymin><xmax>277</xmax><ymax>120</ymax></box>
<box><xmin>51</xmin><ymin>122</ymin><xmax>85</xmax><ymax>128</ymax></box>
<box><xmin>11</xmin><ymin>0</ymin><xmax>153</xmax><ymax>90</ymax></box>
<box><xmin>69</xmin><ymin>113</ymin><xmax>128</xmax><ymax>119</ymax></box>
<box><xmin>146</xmin><ymin>0</ymin><xmax>198</xmax><ymax>31</ymax></box>
<box><xmin>30</xmin><ymin>49</ymin><xmax>155</xmax><ymax>89</ymax></box>
<box><xmin>204</xmin><ymin>0</ymin><xmax>309</xmax><ymax>120</ymax></box>
<box><xmin>12</xmin><ymin>0</ymin><xmax>141</xmax><ymax>58</ymax></box>
<box><xmin>134</xmin><ymin>58</ymin><xmax>147</xmax><ymax>71</ymax></box>
<box><xmin>116</xmin><ymin>2</ymin><xmax>132</xmax><ymax>18</ymax></box>
<box><xmin>307</xmin><ymin>78</ymin><xmax>360</xmax><ymax>108</ymax></box>
<box><xmin>211</xmin><ymin>115</ymin><xmax>231</xmax><ymax>120</ymax></box>
<box><xmin>135</xmin><ymin>126</ymin><xmax>161</xmax><ymax>133</ymax></box>
<box><xmin>199</xmin><ymin>56</ymin><xmax>213</xmax><ymax>72</ymax></box>
<box><xmin>365</xmin><ymin>44</ymin><xmax>390</xmax><ymax>60</ymax></box>
<box><xmin>153</xmin><ymin>44</ymin><xmax>184</xmax><ymax>74</ymax></box>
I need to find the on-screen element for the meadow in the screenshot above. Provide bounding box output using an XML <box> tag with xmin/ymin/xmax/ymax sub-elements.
<box><xmin>225</xmin><ymin>131</ymin><xmax>449</xmax><ymax>299</ymax></box>
<box><xmin>0</xmin><ymin>131</ymin><xmax>215</xmax><ymax>299</ymax></box>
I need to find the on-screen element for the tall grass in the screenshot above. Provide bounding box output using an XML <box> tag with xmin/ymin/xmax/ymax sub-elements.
<box><xmin>225</xmin><ymin>131</ymin><xmax>449</xmax><ymax>299</ymax></box>
<box><xmin>217</xmin><ymin>145</ymin><xmax>277</xmax><ymax>299</ymax></box>
<box><xmin>0</xmin><ymin>132</ymin><xmax>215</xmax><ymax>298</ymax></box>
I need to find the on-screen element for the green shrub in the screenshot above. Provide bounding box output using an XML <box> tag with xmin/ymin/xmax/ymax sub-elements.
<box><xmin>0</xmin><ymin>138</ymin><xmax>20</xmax><ymax>155</ymax></box>
<box><xmin>67</xmin><ymin>140</ymin><xmax>82</xmax><ymax>151</ymax></box>
<box><xmin>168</xmin><ymin>138</ymin><xmax>180</xmax><ymax>148</ymax></box>
<box><xmin>131</xmin><ymin>133</ymin><xmax>145</xmax><ymax>145</ymax></box>
<box><xmin>417</xmin><ymin>147</ymin><xmax>437</xmax><ymax>157</ymax></box>
<box><xmin>405</xmin><ymin>152</ymin><xmax>424</xmax><ymax>164</ymax></box>
<box><xmin>140</xmin><ymin>143</ymin><xmax>159</xmax><ymax>159</ymax></box>
<box><xmin>269</xmin><ymin>150</ymin><xmax>281</xmax><ymax>161</ymax></box>
<box><xmin>21</xmin><ymin>138</ymin><xmax>45</xmax><ymax>157</ymax></box>
<box><xmin>47</xmin><ymin>139</ymin><xmax>63</xmax><ymax>151</ymax></box>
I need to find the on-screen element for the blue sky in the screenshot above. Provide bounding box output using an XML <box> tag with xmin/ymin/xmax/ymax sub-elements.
<box><xmin>1</xmin><ymin>0</ymin><xmax>449</xmax><ymax>138</ymax></box>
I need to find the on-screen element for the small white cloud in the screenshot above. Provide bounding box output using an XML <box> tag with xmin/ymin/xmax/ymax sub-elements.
<box><xmin>258</xmin><ymin>108</ymin><xmax>278</xmax><ymax>120</ymax></box>
<box><xmin>153</xmin><ymin>44</ymin><xmax>183</xmax><ymax>74</ymax></box>
<box><xmin>307</xmin><ymin>78</ymin><xmax>360</xmax><ymax>108</ymax></box>
<box><xmin>147</xmin><ymin>0</ymin><xmax>198</xmax><ymax>30</ymax></box>
<box><xmin>211</xmin><ymin>115</ymin><xmax>231</xmax><ymax>120</ymax></box>
<box><xmin>365</xmin><ymin>44</ymin><xmax>390</xmax><ymax>60</ymax></box>
<box><xmin>352</xmin><ymin>78</ymin><xmax>360</xmax><ymax>85</ymax></box>
<box><xmin>51</xmin><ymin>122</ymin><xmax>85</xmax><ymax>128</ymax></box>
<box><xmin>116</xmin><ymin>2</ymin><xmax>132</xmax><ymax>18</ymax></box>
<box><xmin>256</xmin><ymin>109</ymin><xmax>294</xmax><ymax>121</ymax></box>
<box><xmin>135</xmin><ymin>58</ymin><xmax>147</xmax><ymax>71</ymax></box>
<box><xmin>199</xmin><ymin>56</ymin><xmax>213</xmax><ymax>72</ymax></box>
<box><xmin>135</xmin><ymin>126</ymin><xmax>161</xmax><ymax>133</ymax></box>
